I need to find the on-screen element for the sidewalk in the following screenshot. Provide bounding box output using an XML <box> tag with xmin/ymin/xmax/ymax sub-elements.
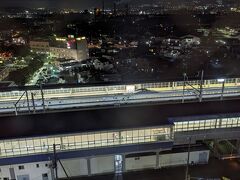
<box><xmin>72</xmin><ymin>158</ymin><xmax>240</xmax><ymax>180</ymax></box>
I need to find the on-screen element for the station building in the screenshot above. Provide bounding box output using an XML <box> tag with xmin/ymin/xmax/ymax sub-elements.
<box><xmin>0</xmin><ymin>99</ymin><xmax>240</xmax><ymax>180</ymax></box>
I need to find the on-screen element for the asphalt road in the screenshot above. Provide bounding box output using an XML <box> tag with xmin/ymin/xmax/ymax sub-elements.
<box><xmin>72</xmin><ymin>158</ymin><xmax>240</xmax><ymax>180</ymax></box>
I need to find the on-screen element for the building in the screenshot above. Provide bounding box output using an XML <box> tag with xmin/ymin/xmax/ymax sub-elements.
<box><xmin>29</xmin><ymin>40</ymin><xmax>50</xmax><ymax>53</ymax></box>
<box><xmin>49</xmin><ymin>47</ymin><xmax>79</xmax><ymax>60</ymax></box>
<box><xmin>50</xmin><ymin>37</ymin><xmax>89</xmax><ymax>61</ymax></box>
<box><xmin>0</xmin><ymin>99</ymin><xmax>240</xmax><ymax>179</ymax></box>
<box><xmin>29</xmin><ymin>36</ymin><xmax>89</xmax><ymax>61</ymax></box>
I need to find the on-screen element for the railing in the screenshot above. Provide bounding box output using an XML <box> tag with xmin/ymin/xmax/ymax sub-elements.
<box><xmin>0</xmin><ymin>77</ymin><xmax>240</xmax><ymax>99</ymax></box>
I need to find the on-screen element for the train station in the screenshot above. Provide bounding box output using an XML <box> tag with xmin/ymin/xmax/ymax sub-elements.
<box><xmin>0</xmin><ymin>98</ymin><xmax>240</xmax><ymax>180</ymax></box>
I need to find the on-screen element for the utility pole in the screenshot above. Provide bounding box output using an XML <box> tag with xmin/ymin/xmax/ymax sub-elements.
<box><xmin>182</xmin><ymin>73</ymin><xmax>186</xmax><ymax>103</ymax></box>
<box><xmin>40</xmin><ymin>84</ymin><xmax>45</xmax><ymax>112</ymax></box>
<box><xmin>14</xmin><ymin>104</ymin><xmax>18</xmax><ymax>116</ymax></box>
<box><xmin>199</xmin><ymin>70</ymin><xmax>204</xmax><ymax>102</ymax></box>
<box><xmin>25</xmin><ymin>90</ymin><xmax>30</xmax><ymax>113</ymax></box>
<box><xmin>185</xmin><ymin>137</ymin><xmax>191</xmax><ymax>180</ymax></box>
<box><xmin>220</xmin><ymin>80</ymin><xmax>225</xmax><ymax>100</ymax></box>
<box><xmin>31</xmin><ymin>93</ymin><xmax>36</xmax><ymax>113</ymax></box>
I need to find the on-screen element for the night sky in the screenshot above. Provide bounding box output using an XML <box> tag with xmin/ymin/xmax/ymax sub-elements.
<box><xmin>0</xmin><ymin>0</ymin><xmax>145</xmax><ymax>9</ymax></box>
<box><xmin>0</xmin><ymin>0</ymin><xmax>221</xmax><ymax>10</ymax></box>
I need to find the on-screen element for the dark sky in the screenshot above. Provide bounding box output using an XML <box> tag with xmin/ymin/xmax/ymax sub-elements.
<box><xmin>0</xmin><ymin>0</ymin><xmax>140</xmax><ymax>9</ymax></box>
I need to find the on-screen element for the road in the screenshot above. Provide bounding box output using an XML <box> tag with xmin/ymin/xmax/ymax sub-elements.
<box><xmin>1</xmin><ymin>86</ymin><xmax>240</xmax><ymax>114</ymax></box>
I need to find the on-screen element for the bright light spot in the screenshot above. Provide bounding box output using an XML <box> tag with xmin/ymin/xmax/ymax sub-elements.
<box><xmin>217</xmin><ymin>79</ymin><xmax>225</xmax><ymax>82</ymax></box>
<box><xmin>76</xmin><ymin>37</ymin><xmax>86</xmax><ymax>40</ymax></box>
<box><xmin>126</xmin><ymin>85</ymin><xmax>135</xmax><ymax>93</ymax></box>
